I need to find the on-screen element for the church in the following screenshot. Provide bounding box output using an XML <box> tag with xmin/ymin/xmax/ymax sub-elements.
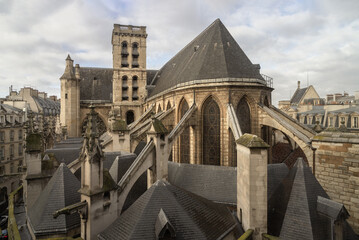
<box><xmin>60</xmin><ymin>19</ymin><xmax>273</xmax><ymax>167</ymax></box>
<box><xmin>14</xmin><ymin>19</ymin><xmax>358</xmax><ymax>240</ymax></box>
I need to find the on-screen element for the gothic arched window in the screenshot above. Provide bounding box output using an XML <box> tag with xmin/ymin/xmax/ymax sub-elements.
<box><xmin>237</xmin><ymin>97</ymin><xmax>251</xmax><ymax>134</ymax></box>
<box><xmin>202</xmin><ymin>97</ymin><xmax>220</xmax><ymax>165</ymax></box>
<box><xmin>229</xmin><ymin>128</ymin><xmax>237</xmax><ymax>167</ymax></box>
<box><xmin>179</xmin><ymin>99</ymin><xmax>190</xmax><ymax>163</ymax></box>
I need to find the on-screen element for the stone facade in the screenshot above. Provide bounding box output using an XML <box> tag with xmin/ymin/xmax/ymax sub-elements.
<box><xmin>145</xmin><ymin>82</ymin><xmax>272</xmax><ymax>167</ymax></box>
<box><xmin>312</xmin><ymin>130</ymin><xmax>359</xmax><ymax>234</ymax></box>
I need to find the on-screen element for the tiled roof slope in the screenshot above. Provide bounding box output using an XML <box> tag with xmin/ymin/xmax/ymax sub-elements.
<box><xmin>267</xmin><ymin>163</ymin><xmax>289</xmax><ymax>200</ymax></box>
<box><xmin>79</xmin><ymin>67</ymin><xmax>113</xmax><ymax>101</ymax></box>
<box><xmin>148</xmin><ymin>19</ymin><xmax>265</xmax><ymax>97</ymax></box>
<box><xmin>290</xmin><ymin>87</ymin><xmax>307</xmax><ymax>104</ymax></box>
<box><xmin>168</xmin><ymin>162</ymin><xmax>236</xmax><ymax>205</ymax></box>
<box><xmin>28</xmin><ymin>163</ymin><xmax>81</xmax><ymax>236</ymax></box>
<box><xmin>270</xmin><ymin>158</ymin><xmax>358</xmax><ymax>240</ymax></box>
<box><xmin>98</xmin><ymin>180</ymin><xmax>241</xmax><ymax>240</ymax></box>
<box><xmin>168</xmin><ymin>161</ymin><xmax>289</xmax><ymax>206</ymax></box>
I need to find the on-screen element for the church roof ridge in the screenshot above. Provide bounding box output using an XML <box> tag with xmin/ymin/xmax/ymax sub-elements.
<box><xmin>148</xmin><ymin>19</ymin><xmax>265</xmax><ymax>97</ymax></box>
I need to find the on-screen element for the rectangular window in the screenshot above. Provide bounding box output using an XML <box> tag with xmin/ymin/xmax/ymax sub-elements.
<box><xmin>329</xmin><ymin>117</ymin><xmax>333</xmax><ymax>127</ymax></box>
<box><xmin>19</xmin><ymin>117</ymin><xmax>22</xmax><ymax>123</ymax></box>
<box><xmin>10</xmin><ymin>130</ymin><xmax>14</xmax><ymax>141</ymax></box>
<box><xmin>0</xmin><ymin>132</ymin><xmax>4</xmax><ymax>142</ymax></box>
<box><xmin>354</xmin><ymin>117</ymin><xmax>359</xmax><ymax>128</ymax></box>
<box><xmin>0</xmin><ymin>166</ymin><xmax>4</xmax><ymax>175</ymax></box>
<box><xmin>18</xmin><ymin>130</ymin><xmax>22</xmax><ymax>140</ymax></box>
<box><xmin>0</xmin><ymin>116</ymin><xmax>3</xmax><ymax>123</ymax></box>
<box><xmin>10</xmin><ymin>116</ymin><xmax>13</xmax><ymax>123</ymax></box>
<box><xmin>18</xmin><ymin>144</ymin><xmax>22</xmax><ymax>156</ymax></box>
<box><xmin>10</xmin><ymin>163</ymin><xmax>14</xmax><ymax>173</ymax></box>
<box><xmin>0</xmin><ymin>147</ymin><xmax>4</xmax><ymax>161</ymax></box>
<box><xmin>340</xmin><ymin>117</ymin><xmax>345</xmax><ymax>125</ymax></box>
<box><xmin>10</xmin><ymin>144</ymin><xmax>14</xmax><ymax>157</ymax></box>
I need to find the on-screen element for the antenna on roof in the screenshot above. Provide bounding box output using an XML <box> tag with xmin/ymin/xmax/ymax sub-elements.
<box><xmin>307</xmin><ymin>72</ymin><xmax>309</xmax><ymax>87</ymax></box>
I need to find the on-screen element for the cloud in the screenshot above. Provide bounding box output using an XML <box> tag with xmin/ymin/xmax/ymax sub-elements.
<box><xmin>0</xmin><ymin>0</ymin><xmax>358</xmax><ymax>107</ymax></box>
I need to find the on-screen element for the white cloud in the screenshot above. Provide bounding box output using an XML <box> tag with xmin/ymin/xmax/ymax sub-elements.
<box><xmin>0</xmin><ymin>0</ymin><xmax>358</xmax><ymax>106</ymax></box>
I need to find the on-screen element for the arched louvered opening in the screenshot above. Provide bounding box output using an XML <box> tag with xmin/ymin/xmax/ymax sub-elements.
<box><xmin>126</xmin><ymin>111</ymin><xmax>135</xmax><ymax>125</ymax></box>
<box><xmin>132</xmin><ymin>42</ymin><xmax>139</xmax><ymax>68</ymax></box>
<box><xmin>202</xmin><ymin>96</ymin><xmax>220</xmax><ymax>166</ymax></box>
<box><xmin>228</xmin><ymin>128</ymin><xmax>237</xmax><ymax>167</ymax></box>
<box><xmin>122</xmin><ymin>75</ymin><xmax>128</xmax><ymax>101</ymax></box>
<box><xmin>237</xmin><ymin>97</ymin><xmax>251</xmax><ymax>134</ymax></box>
<box><xmin>179</xmin><ymin>99</ymin><xmax>190</xmax><ymax>164</ymax></box>
<box><xmin>121</xmin><ymin>41</ymin><xmax>129</xmax><ymax>67</ymax></box>
<box><xmin>132</xmin><ymin>75</ymin><xmax>138</xmax><ymax>101</ymax></box>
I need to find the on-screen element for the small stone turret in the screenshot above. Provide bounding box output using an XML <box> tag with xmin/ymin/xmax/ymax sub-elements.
<box><xmin>60</xmin><ymin>54</ymin><xmax>81</xmax><ymax>137</ymax></box>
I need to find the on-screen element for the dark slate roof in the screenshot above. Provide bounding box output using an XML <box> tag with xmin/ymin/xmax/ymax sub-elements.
<box><xmin>46</xmin><ymin>138</ymin><xmax>83</xmax><ymax>165</ymax></box>
<box><xmin>103</xmin><ymin>152</ymin><xmax>122</xmax><ymax>170</ymax></box>
<box><xmin>98</xmin><ymin>180</ymin><xmax>241</xmax><ymax>240</ymax></box>
<box><xmin>290</xmin><ymin>87</ymin><xmax>308</xmax><ymax>104</ymax></box>
<box><xmin>109</xmin><ymin>153</ymin><xmax>137</xmax><ymax>182</ymax></box>
<box><xmin>0</xmin><ymin>104</ymin><xmax>22</xmax><ymax>113</ymax></box>
<box><xmin>32</xmin><ymin>96</ymin><xmax>60</xmax><ymax>116</ymax></box>
<box><xmin>298</xmin><ymin>107</ymin><xmax>325</xmax><ymax>115</ymax></box>
<box><xmin>109</xmin><ymin>152</ymin><xmax>147</xmax><ymax>212</ymax></box>
<box><xmin>45</xmin><ymin>148</ymin><xmax>81</xmax><ymax>165</ymax></box>
<box><xmin>268</xmin><ymin>158</ymin><xmax>358</xmax><ymax>240</ymax></box>
<box><xmin>330</xmin><ymin>106</ymin><xmax>359</xmax><ymax>114</ymax></box>
<box><xmin>28</xmin><ymin>163</ymin><xmax>81</xmax><ymax>236</ymax></box>
<box><xmin>317</xmin><ymin>196</ymin><xmax>349</xmax><ymax>221</ymax></box>
<box><xmin>267</xmin><ymin>163</ymin><xmax>289</xmax><ymax>200</ymax></box>
<box><xmin>148</xmin><ymin>19</ymin><xmax>264</xmax><ymax>97</ymax></box>
<box><xmin>146</xmin><ymin>69</ymin><xmax>158</xmax><ymax>85</ymax></box>
<box><xmin>168</xmin><ymin>162</ymin><xmax>237</xmax><ymax>205</ymax></box>
<box><xmin>79</xmin><ymin>67</ymin><xmax>113</xmax><ymax>101</ymax></box>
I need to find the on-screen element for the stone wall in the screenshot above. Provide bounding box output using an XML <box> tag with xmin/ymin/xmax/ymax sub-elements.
<box><xmin>312</xmin><ymin>130</ymin><xmax>359</xmax><ymax>234</ymax></box>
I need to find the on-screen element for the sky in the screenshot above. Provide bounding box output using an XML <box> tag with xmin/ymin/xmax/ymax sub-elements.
<box><xmin>0</xmin><ymin>0</ymin><xmax>358</xmax><ymax>105</ymax></box>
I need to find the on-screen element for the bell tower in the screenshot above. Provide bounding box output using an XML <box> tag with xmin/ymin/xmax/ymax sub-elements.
<box><xmin>112</xmin><ymin>24</ymin><xmax>147</xmax><ymax>124</ymax></box>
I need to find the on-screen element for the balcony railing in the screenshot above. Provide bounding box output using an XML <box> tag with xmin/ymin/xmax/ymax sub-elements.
<box><xmin>261</xmin><ymin>74</ymin><xmax>273</xmax><ymax>88</ymax></box>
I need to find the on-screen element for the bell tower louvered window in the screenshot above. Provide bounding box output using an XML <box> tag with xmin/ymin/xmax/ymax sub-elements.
<box><xmin>121</xmin><ymin>42</ymin><xmax>129</xmax><ymax>67</ymax></box>
<box><xmin>132</xmin><ymin>75</ymin><xmax>138</xmax><ymax>101</ymax></box>
<box><xmin>179</xmin><ymin>99</ymin><xmax>190</xmax><ymax>163</ymax></box>
<box><xmin>203</xmin><ymin>97</ymin><xmax>220</xmax><ymax>165</ymax></box>
<box><xmin>122</xmin><ymin>75</ymin><xmax>128</xmax><ymax>101</ymax></box>
<box><xmin>132</xmin><ymin>42</ymin><xmax>139</xmax><ymax>68</ymax></box>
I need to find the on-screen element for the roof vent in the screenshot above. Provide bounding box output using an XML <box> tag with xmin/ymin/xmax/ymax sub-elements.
<box><xmin>155</xmin><ymin>209</ymin><xmax>176</xmax><ymax>240</ymax></box>
<box><xmin>194</xmin><ymin>45</ymin><xmax>199</xmax><ymax>52</ymax></box>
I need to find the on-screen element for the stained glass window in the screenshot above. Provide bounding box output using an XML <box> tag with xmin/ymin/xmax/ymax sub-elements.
<box><xmin>229</xmin><ymin>128</ymin><xmax>237</xmax><ymax>167</ymax></box>
<box><xmin>203</xmin><ymin>97</ymin><xmax>220</xmax><ymax>165</ymax></box>
<box><xmin>180</xmin><ymin>99</ymin><xmax>190</xmax><ymax>163</ymax></box>
<box><xmin>237</xmin><ymin>97</ymin><xmax>251</xmax><ymax>134</ymax></box>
